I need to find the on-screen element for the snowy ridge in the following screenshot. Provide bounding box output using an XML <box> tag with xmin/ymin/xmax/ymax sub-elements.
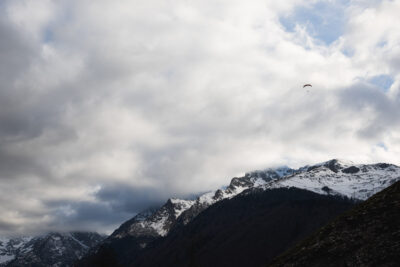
<box><xmin>260</xmin><ymin>160</ymin><xmax>400</xmax><ymax>200</ymax></box>
<box><xmin>187</xmin><ymin>166</ymin><xmax>296</xmax><ymax>211</ymax></box>
<box><xmin>111</xmin><ymin>198</ymin><xmax>196</xmax><ymax>239</ymax></box>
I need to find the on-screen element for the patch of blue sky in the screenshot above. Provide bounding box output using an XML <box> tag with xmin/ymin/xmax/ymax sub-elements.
<box><xmin>41</xmin><ymin>3</ymin><xmax>73</xmax><ymax>44</ymax></box>
<box><xmin>377</xmin><ymin>40</ymin><xmax>388</xmax><ymax>48</ymax></box>
<box><xmin>341</xmin><ymin>46</ymin><xmax>355</xmax><ymax>57</ymax></box>
<box><xmin>279</xmin><ymin>0</ymin><xmax>350</xmax><ymax>45</ymax></box>
<box><xmin>376</xmin><ymin>142</ymin><xmax>388</xmax><ymax>151</ymax></box>
<box><xmin>43</xmin><ymin>27</ymin><xmax>54</xmax><ymax>43</ymax></box>
<box><xmin>368</xmin><ymin>74</ymin><xmax>394</xmax><ymax>92</ymax></box>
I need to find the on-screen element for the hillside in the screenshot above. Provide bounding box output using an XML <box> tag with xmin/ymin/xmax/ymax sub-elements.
<box><xmin>270</xmin><ymin>180</ymin><xmax>400</xmax><ymax>267</ymax></box>
<box><xmin>81</xmin><ymin>188</ymin><xmax>356</xmax><ymax>266</ymax></box>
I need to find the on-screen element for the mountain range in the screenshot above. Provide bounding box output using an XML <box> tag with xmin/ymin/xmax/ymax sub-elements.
<box><xmin>78</xmin><ymin>159</ymin><xmax>400</xmax><ymax>266</ymax></box>
<box><xmin>107</xmin><ymin>159</ymin><xmax>400</xmax><ymax>241</ymax></box>
<box><xmin>1</xmin><ymin>159</ymin><xmax>399</xmax><ymax>266</ymax></box>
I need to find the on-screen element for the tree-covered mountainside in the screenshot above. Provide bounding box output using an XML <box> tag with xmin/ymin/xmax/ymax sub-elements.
<box><xmin>79</xmin><ymin>188</ymin><xmax>356</xmax><ymax>267</ymax></box>
<box><xmin>270</xmin><ymin>180</ymin><xmax>400</xmax><ymax>267</ymax></box>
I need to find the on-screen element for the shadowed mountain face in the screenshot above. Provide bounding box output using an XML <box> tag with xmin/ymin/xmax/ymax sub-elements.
<box><xmin>80</xmin><ymin>188</ymin><xmax>356</xmax><ymax>267</ymax></box>
<box><xmin>270</xmin><ymin>180</ymin><xmax>400</xmax><ymax>267</ymax></box>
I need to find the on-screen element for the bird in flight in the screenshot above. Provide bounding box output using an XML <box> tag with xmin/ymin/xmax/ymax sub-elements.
<box><xmin>303</xmin><ymin>84</ymin><xmax>312</xmax><ymax>88</ymax></box>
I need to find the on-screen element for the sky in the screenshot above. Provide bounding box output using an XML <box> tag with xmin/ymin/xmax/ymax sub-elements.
<box><xmin>0</xmin><ymin>0</ymin><xmax>400</xmax><ymax>236</ymax></box>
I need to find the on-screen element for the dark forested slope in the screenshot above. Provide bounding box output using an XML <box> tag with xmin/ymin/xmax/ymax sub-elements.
<box><xmin>270</xmin><ymin>180</ymin><xmax>400</xmax><ymax>267</ymax></box>
<box><xmin>131</xmin><ymin>188</ymin><xmax>355</xmax><ymax>267</ymax></box>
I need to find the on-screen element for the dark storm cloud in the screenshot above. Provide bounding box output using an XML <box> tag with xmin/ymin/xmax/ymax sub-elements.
<box><xmin>46</xmin><ymin>200</ymin><xmax>129</xmax><ymax>229</ymax></box>
<box><xmin>45</xmin><ymin>189</ymin><xmax>164</xmax><ymax>234</ymax></box>
<box><xmin>95</xmin><ymin>184</ymin><xmax>165</xmax><ymax>214</ymax></box>
<box><xmin>0</xmin><ymin>220</ymin><xmax>17</xmax><ymax>233</ymax></box>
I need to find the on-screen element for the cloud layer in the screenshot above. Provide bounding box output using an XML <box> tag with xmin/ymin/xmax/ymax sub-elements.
<box><xmin>0</xmin><ymin>0</ymin><xmax>400</xmax><ymax>236</ymax></box>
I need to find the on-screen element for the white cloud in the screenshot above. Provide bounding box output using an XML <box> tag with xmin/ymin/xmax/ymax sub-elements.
<box><xmin>0</xmin><ymin>0</ymin><xmax>400</xmax><ymax>235</ymax></box>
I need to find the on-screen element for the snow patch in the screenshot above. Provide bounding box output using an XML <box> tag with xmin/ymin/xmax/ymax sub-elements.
<box><xmin>170</xmin><ymin>199</ymin><xmax>195</xmax><ymax>218</ymax></box>
<box><xmin>149</xmin><ymin>216</ymin><xmax>168</xmax><ymax>236</ymax></box>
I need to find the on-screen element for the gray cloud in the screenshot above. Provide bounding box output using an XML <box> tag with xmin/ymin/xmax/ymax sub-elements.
<box><xmin>95</xmin><ymin>184</ymin><xmax>166</xmax><ymax>214</ymax></box>
<box><xmin>337</xmin><ymin>83</ymin><xmax>400</xmax><ymax>139</ymax></box>
<box><xmin>0</xmin><ymin>0</ymin><xmax>400</xmax><ymax>236</ymax></box>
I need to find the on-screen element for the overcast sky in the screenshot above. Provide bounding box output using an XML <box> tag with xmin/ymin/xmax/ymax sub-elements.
<box><xmin>1</xmin><ymin>0</ymin><xmax>400</xmax><ymax>236</ymax></box>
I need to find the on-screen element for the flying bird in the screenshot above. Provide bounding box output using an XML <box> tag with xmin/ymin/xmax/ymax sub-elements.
<box><xmin>303</xmin><ymin>84</ymin><xmax>312</xmax><ymax>88</ymax></box>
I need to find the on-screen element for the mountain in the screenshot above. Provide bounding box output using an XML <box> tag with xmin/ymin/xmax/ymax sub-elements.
<box><xmin>0</xmin><ymin>232</ymin><xmax>104</xmax><ymax>267</ymax></box>
<box><xmin>270</xmin><ymin>180</ymin><xmax>400</xmax><ymax>267</ymax></box>
<box><xmin>131</xmin><ymin>188</ymin><xmax>356</xmax><ymax>267</ymax></box>
<box><xmin>261</xmin><ymin>159</ymin><xmax>400</xmax><ymax>200</ymax></box>
<box><xmin>78</xmin><ymin>159</ymin><xmax>400</xmax><ymax>266</ymax></box>
<box><xmin>77</xmin><ymin>166</ymin><xmax>295</xmax><ymax>266</ymax></box>
<box><xmin>103</xmin><ymin>166</ymin><xmax>295</xmax><ymax>246</ymax></box>
<box><xmin>108</xmin><ymin>159</ymin><xmax>400</xmax><ymax>244</ymax></box>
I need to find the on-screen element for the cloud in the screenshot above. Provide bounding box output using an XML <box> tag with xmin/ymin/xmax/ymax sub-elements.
<box><xmin>337</xmin><ymin>82</ymin><xmax>400</xmax><ymax>139</ymax></box>
<box><xmin>0</xmin><ymin>0</ymin><xmax>400</xmax><ymax>236</ymax></box>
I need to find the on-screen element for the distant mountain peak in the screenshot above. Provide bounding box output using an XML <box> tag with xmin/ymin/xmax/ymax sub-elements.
<box><xmin>0</xmin><ymin>232</ymin><xmax>104</xmax><ymax>266</ymax></box>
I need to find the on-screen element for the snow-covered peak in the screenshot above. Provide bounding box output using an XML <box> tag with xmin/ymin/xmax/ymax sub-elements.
<box><xmin>322</xmin><ymin>158</ymin><xmax>354</xmax><ymax>166</ymax></box>
<box><xmin>111</xmin><ymin>197</ymin><xmax>196</xmax><ymax>239</ymax></box>
<box><xmin>261</xmin><ymin>161</ymin><xmax>400</xmax><ymax>200</ymax></box>
<box><xmin>312</xmin><ymin>159</ymin><xmax>354</xmax><ymax>172</ymax></box>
